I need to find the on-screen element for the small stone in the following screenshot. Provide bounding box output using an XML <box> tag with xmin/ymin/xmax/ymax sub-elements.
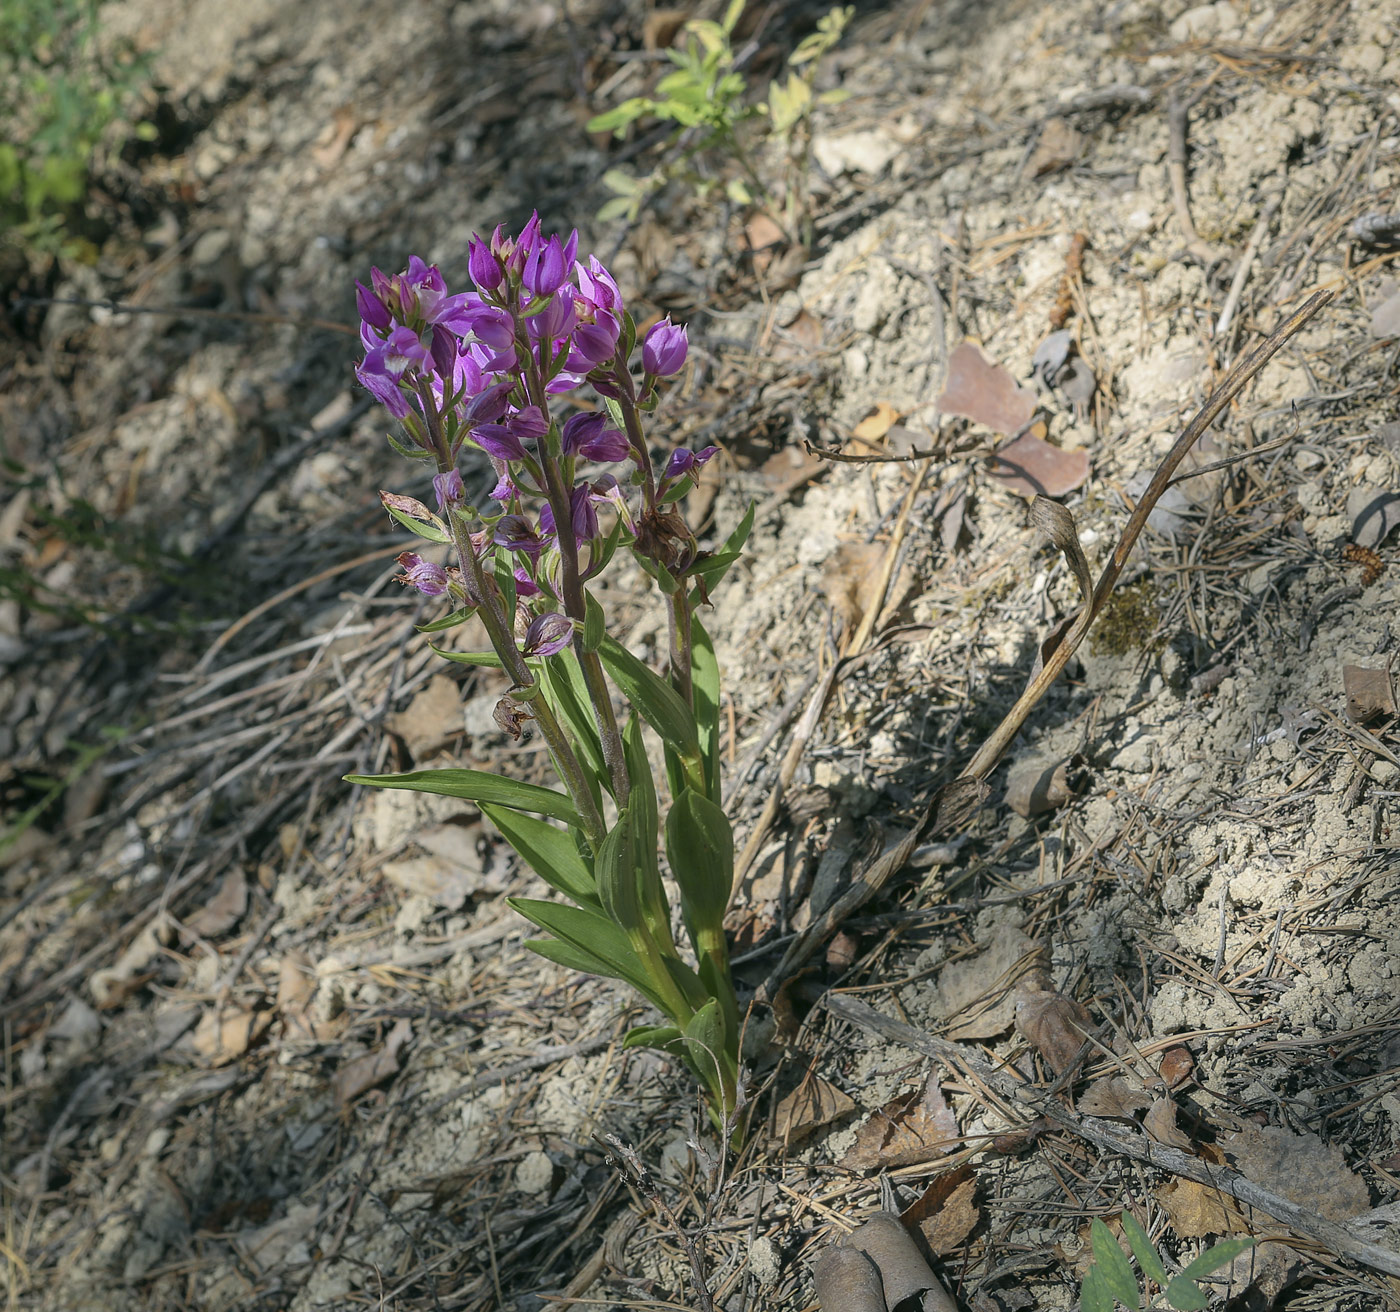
<box><xmin>1294</xmin><ymin>449</ymin><xmax>1324</xmax><ymax>471</ymax></box>
<box><xmin>514</xmin><ymin>1150</ymin><xmax>555</xmax><ymax>1195</ymax></box>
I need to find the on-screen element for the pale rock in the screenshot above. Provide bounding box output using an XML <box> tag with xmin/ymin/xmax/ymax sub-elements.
<box><xmin>514</xmin><ymin>1150</ymin><xmax>555</xmax><ymax>1195</ymax></box>
<box><xmin>812</xmin><ymin>129</ymin><xmax>901</xmax><ymax>178</ymax></box>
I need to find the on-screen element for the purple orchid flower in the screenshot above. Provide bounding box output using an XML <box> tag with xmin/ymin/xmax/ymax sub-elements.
<box><xmin>662</xmin><ymin>444</ymin><xmax>719</xmax><ymax>484</ymax></box>
<box><xmin>397</xmin><ymin>551</ymin><xmax>449</xmax><ymax>596</ymax></box>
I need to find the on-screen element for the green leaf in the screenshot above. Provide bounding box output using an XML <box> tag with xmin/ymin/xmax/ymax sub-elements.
<box><xmin>1090</xmin><ymin>1219</ymin><xmax>1140</xmax><ymax>1311</ymax></box>
<box><xmin>539</xmin><ymin>651</ymin><xmax>608</xmax><ymax>794</ymax></box>
<box><xmin>583</xmin><ymin>589</ymin><xmax>605</xmax><ymax>652</ymax></box>
<box><xmin>683</xmin><ymin>996</ymin><xmax>728</xmax><ymax>1085</ymax></box>
<box><xmin>725</xmin><ymin>177</ymin><xmax>752</xmax><ymax>205</ymax></box>
<box><xmin>595</xmin><ymin>808</ymin><xmax>640</xmax><ymax>935</ymax></box>
<box><xmin>480</xmin><ymin>803</ymin><xmax>597</xmax><ymax>908</ymax></box>
<box><xmin>1179</xmin><ymin>1238</ymin><xmax>1253</xmax><ymax>1283</ymax></box>
<box><xmin>1119</xmin><ymin>1213</ymin><xmax>1168</xmax><ymax>1288</ymax></box>
<box><xmin>665</xmin><ymin>787</ymin><xmax>733</xmax><ymax>948</ymax></box>
<box><xmin>691</xmin><ymin>617</ymin><xmax>721</xmax><ymax>801</ymax></box>
<box><xmin>513</xmin><ymin>900</ymin><xmax>664</xmax><ymax>1012</ymax></box>
<box><xmin>345</xmin><ymin>768</ymin><xmax>580</xmax><ymax>827</ymax></box>
<box><xmin>386</xmin><ymin>429</ymin><xmax>433</xmax><ymax>461</ymax></box>
<box><xmin>623</xmin><ymin>1024</ymin><xmax>683</xmax><ymax>1051</ymax></box>
<box><xmin>383</xmin><ymin>500</ymin><xmax>449</xmax><ymax>542</ymax></box>
<box><xmin>430</xmin><ymin>644</ymin><xmax>505</xmax><ymax>668</ymax></box>
<box><xmin>589</xmin><ymin>104</ymin><xmax>648</xmax><ymax>135</ymax></box>
<box><xmin>1080</xmin><ymin>1265</ymin><xmax>1114</xmax><ymax>1312</ymax></box>
<box><xmin>721</xmin><ymin>0</ymin><xmax>745</xmax><ymax>34</ymax></box>
<box><xmin>622</xmin><ymin>717</ymin><xmax>672</xmax><ymax>947</ymax></box>
<box><xmin>416</xmin><ymin>607</ymin><xmax>474</xmax><ymax>634</ymax></box>
<box><xmin>1163</xmin><ymin>1277</ymin><xmax>1207</xmax><ymax>1311</ymax></box>
<box><xmin>596</xmin><ymin>195</ymin><xmax>636</xmax><ymax>223</ymax></box>
<box><xmin>596</xmin><ymin>636</ymin><xmax>699</xmax><ymax>760</ymax></box>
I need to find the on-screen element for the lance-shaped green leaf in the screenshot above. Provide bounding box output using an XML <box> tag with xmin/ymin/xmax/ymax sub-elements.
<box><xmin>417</xmin><ymin>607</ymin><xmax>476</xmax><ymax>634</ymax></box>
<box><xmin>511</xmin><ymin>898</ymin><xmax>665</xmax><ymax>1013</ymax></box>
<box><xmin>1179</xmin><ymin>1238</ymin><xmax>1253</xmax><ymax>1283</ymax></box>
<box><xmin>345</xmin><ymin>768</ymin><xmax>580</xmax><ymax>827</ymax></box>
<box><xmin>597</xmin><ymin>635</ymin><xmax>699</xmax><ymax>760</ymax></box>
<box><xmin>665</xmin><ymin>787</ymin><xmax>733</xmax><ymax>948</ymax></box>
<box><xmin>1080</xmin><ymin>1266</ymin><xmax>1114</xmax><ymax>1312</ymax></box>
<box><xmin>1119</xmin><ymin>1213</ymin><xmax>1167</xmax><ymax>1288</ymax></box>
<box><xmin>481</xmin><ymin>803</ymin><xmax>597</xmax><ymax>908</ymax></box>
<box><xmin>1089</xmin><ymin>1219</ymin><xmax>1140</xmax><ymax>1310</ymax></box>
<box><xmin>430</xmin><ymin>643</ymin><xmax>505</xmax><ymax>668</ymax></box>
<box><xmin>622</xmin><ymin>717</ymin><xmax>674</xmax><ymax>950</ymax></box>
<box><xmin>540</xmin><ymin>650</ymin><xmax>609</xmax><ymax>793</ymax></box>
<box><xmin>1163</xmin><ymin>1277</ymin><xmax>1207</xmax><ymax>1311</ymax></box>
<box><xmin>583</xmin><ymin>589</ymin><xmax>605</xmax><ymax>652</ymax></box>
<box><xmin>382</xmin><ymin>499</ymin><xmax>450</xmax><ymax>542</ymax></box>
<box><xmin>691</xmin><ymin>617</ymin><xmax>721</xmax><ymax>802</ymax></box>
<box><xmin>688</xmin><ymin>502</ymin><xmax>754</xmax><ymax>597</ymax></box>
<box><xmin>623</xmin><ymin>1024</ymin><xmax>683</xmax><ymax>1051</ymax></box>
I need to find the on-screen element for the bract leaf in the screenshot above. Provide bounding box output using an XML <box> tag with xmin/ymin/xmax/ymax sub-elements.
<box><xmin>417</xmin><ymin>607</ymin><xmax>475</xmax><ymax>634</ymax></box>
<box><xmin>345</xmin><ymin>768</ymin><xmax>580</xmax><ymax>827</ymax></box>
<box><xmin>383</xmin><ymin>501</ymin><xmax>450</xmax><ymax>542</ymax></box>
<box><xmin>429</xmin><ymin>644</ymin><xmax>504</xmax><ymax>668</ymax></box>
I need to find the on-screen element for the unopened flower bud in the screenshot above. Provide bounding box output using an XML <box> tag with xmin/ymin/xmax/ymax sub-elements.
<box><xmin>643</xmin><ymin>317</ymin><xmax>688</xmax><ymax>376</ymax></box>
<box><xmin>433</xmin><ymin>469</ymin><xmax>464</xmax><ymax>511</ymax></box>
<box><xmin>468</xmin><ymin>236</ymin><xmax>503</xmax><ymax>292</ymax></box>
<box><xmin>522</xmin><ymin>611</ymin><xmax>574</xmax><ymax>658</ymax></box>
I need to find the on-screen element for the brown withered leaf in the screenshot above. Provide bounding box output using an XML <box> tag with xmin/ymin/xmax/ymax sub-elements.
<box><xmin>182</xmin><ymin>868</ymin><xmax>248</xmax><ymax>941</ymax></box>
<box><xmin>939</xmin><ymin>342</ymin><xmax>1037</xmax><ymax>435</ymax></box>
<box><xmin>1143</xmin><ymin>1097</ymin><xmax>1193</xmax><ymax>1150</ymax></box>
<box><xmin>1028</xmin><ymin>116</ymin><xmax>1084</xmax><ymax>176</ymax></box>
<box><xmin>192</xmin><ymin>1004</ymin><xmax>271</xmax><ymax>1065</ymax></box>
<box><xmin>332</xmin><ymin>1017</ymin><xmax>412</xmax><ymax>1110</ymax></box>
<box><xmin>276</xmin><ymin>951</ymin><xmax>319</xmax><ymax>1042</ymax></box>
<box><xmin>937</xmin><ymin>923</ymin><xmax>1035</xmax><ymax>1040</ymax></box>
<box><xmin>1158</xmin><ymin>1045</ymin><xmax>1194</xmax><ymax>1089</ymax></box>
<box><xmin>1004</xmin><ymin>757</ymin><xmax>1075</xmax><ymax>818</ymax></box>
<box><xmin>390</xmin><ymin>673</ymin><xmax>463</xmax><ymax>760</ymax></box>
<box><xmin>902</xmin><ymin>1164</ymin><xmax>981</xmax><ymax>1255</ymax></box>
<box><xmin>1078</xmin><ymin>1075</ymin><xmax>1152</xmax><ymax>1119</ymax></box>
<box><xmin>989</xmin><ymin>432</ymin><xmax>1089</xmax><ymax>499</ymax></box>
<box><xmin>1014</xmin><ymin>983</ymin><xmax>1093</xmax><ymax>1074</ymax></box>
<box><xmin>773</xmin><ymin>1076</ymin><xmax>857</xmax><ymax>1145</ymax></box>
<box><xmin>841</xmin><ymin>1070</ymin><xmax>959</xmax><ymax>1170</ymax></box>
<box><xmin>1343</xmin><ymin>664</ymin><xmax>1397</xmax><ymax>725</ymax></box>
<box><xmin>1157</xmin><ymin>1177</ymin><xmax>1247</xmax><ymax>1239</ymax></box>
<box><xmin>853</xmin><ymin>400</ymin><xmax>902</xmax><ymax>442</ymax></box>
<box><xmin>1223</xmin><ymin>1125</ymin><xmax>1370</xmax><ymax>1221</ymax></box>
<box><xmin>822</xmin><ymin>541</ymin><xmax>885</xmax><ymax>633</ymax></box>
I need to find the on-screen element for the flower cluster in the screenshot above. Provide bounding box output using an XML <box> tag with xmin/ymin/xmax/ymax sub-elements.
<box><xmin>356</xmin><ymin>217</ymin><xmax>718</xmax><ymax>660</ymax></box>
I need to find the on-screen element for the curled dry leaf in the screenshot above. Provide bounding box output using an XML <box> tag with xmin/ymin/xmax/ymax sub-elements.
<box><xmin>901</xmin><ymin>1163</ymin><xmax>981</xmax><ymax>1256</ymax></box>
<box><xmin>332</xmin><ymin>1016</ymin><xmax>412</xmax><ymax>1110</ymax></box>
<box><xmin>1343</xmin><ymin>664</ymin><xmax>1397</xmax><ymax>725</ymax></box>
<box><xmin>1346</xmin><ymin>485</ymin><xmax>1400</xmax><ymax>548</ymax></box>
<box><xmin>848</xmin><ymin>1212</ymin><xmax>959</xmax><ymax>1312</ymax></box>
<box><xmin>841</xmin><ymin>1070</ymin><xmax>959</xmax><ymax>1170</ymax></box>
<box><xmin>1143</xmin><ymin>1097</ymin><xmax>1193</xmax><ymax>1151</ymax></box>
<box><xmin>989</xmin><ymin>431</ymin><xmax>1089</xmax><ymax>499</ymax></box>
<box><xmin>182</xmin><ymin>867</ymin><xmax>248</xmax><ymax>941</ymax></box>
<box><xmin>1078</xmin><ymin>1075</ymin><xmax>1152</xmax><ymax>1119</ymax></box>
<box><xmin>1158</xmin><ymin>1045</ymin><xmax>1194</xmax><ymax>1089</ymax></box>
<box><xmin>939</xmin><ymin>342</ymin><xmax>1037</xmax><ymax>435</ymax></box>
<box><xmin>1014</xmin><ymin>983</ymin><xmax>1094</xmax><ymax>1075</ymax></box>
<box><xmin>774</xmin><ymin>1075</ymin><xmax>857</xmax><ymax>1145</ymax></box>
<box><xmin>1004</xmin><ymin>756</ymin><xmax>1076</xmax><ymax>818</ymax></box>
<box><xmin>812</xmin><ymin>1245</ymin><xmax>888</xmax><ymax>1312</ymax></box>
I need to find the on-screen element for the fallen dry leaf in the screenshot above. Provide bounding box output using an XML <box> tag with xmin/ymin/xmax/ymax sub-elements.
<box><xmin>193</xmin><ymin>1004</ymin><xmax>271</xmax><ymax>1065</ymax></box>
<box><xmin>1223</xmin><ymin>1125</ymin><xmax>1370</xmax><ymax>1222</ymax></box>
<box><xmin>1158</xmin><ymin>1045</ymin><xmax>1194</xmax><ymax>1089</ymax></box>
<box><xmin>1078</xmin><ymin>1075</ymin><xmax>1152</xmax><ymax>1119</ymax></box>
<box><xmin>1004</xmin><ymin>756</ymin><xmax>1075</xmax><ymax>818</ymax></box>
<box><xmin>332</xmin><ymin>1017</ymin><xmax>413</xmax><ymax>1110</ymax></box>
<box><xmin>841</xmin><ymin>1070</ymin><xmax>959</xmax><ymax>1170</ymax></box>
<box><xmin>1143</xmin><ymin>1097</ymin><xmax>1193</xmax><ymax>1150</ymax></box>
<box><xmin>1343</xmin><ymin>664</ymin><xmax>1397</xmax><ymax>725</ymax></box>
<box><xmin>822</xmin><ymin>541</ymin><xmax>886</xmax><ymax>633</ymax></box>
<box><xmin>390</xmin><ymin>674</ymin><xmax>463</xmax><ymax>760</ymax></box>
<box><xmin>901</xmin><ymin>1164</ymin><xmax>981</xmax><ymax>1255</ymax></box>
<box><xmin>1347</xmin><ymin>485</ymin><xmax>1400</xmax><ymax>549</ymax></box>
<box><xmin>939</xmin><ymin>342</ymin><xmax>1037</xmax><ymax>434</ymax></box>
<box><xmin>937</xmin><ymin>923</ymin><xmax>1035</xmax><ymax>1040</ymax></box>
<box><xmin>276</xmin><ymin>951</ymin><xmax>319</xmax><ymax>1042</ymax></box>
<box><xmin>1157</xmin><ymin>1177</ymin><xmax>1247</xmax><ymax>1239</ymax></box>
<box><xmin>852</xmin><ymin>400</ymin><xmax>902</xmax><ymax>441</ymax></box>
<box><xmin>1028</xmin><ymin>116</ymin><xmax>1084</xmax><ymax>176</ymax></box>
<box><xmin>989</xmin><ymin>432</ymin><xmax>1089</xmax><ymax>498</ymax></box>
<box><xmin>773</xmin><ymin>1075</ymin><xmax>857</xmax><ymax>1145</ymax></box>
<box><xmin>182</xmin><ymin>867</ymin><xmax>248</xmax><ymax>941</ymax></box>
<box><xmin>1014</xmin><ymin>983</ymin><xmax>1093</xmax><ymax>1075</ymax></box>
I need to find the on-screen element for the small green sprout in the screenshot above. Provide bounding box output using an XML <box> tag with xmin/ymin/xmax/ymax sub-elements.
<box><xmin>1081</xmin><ymin>1215</ymin><xmax>1254</xmax><ymax>1311</ymax></box>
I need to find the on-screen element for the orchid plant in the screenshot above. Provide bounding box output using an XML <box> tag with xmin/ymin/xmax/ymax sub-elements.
<box><xmin>344</xmin><ymin>216</ymin><xmax>751</xmax><ymax>1127</ymax></box>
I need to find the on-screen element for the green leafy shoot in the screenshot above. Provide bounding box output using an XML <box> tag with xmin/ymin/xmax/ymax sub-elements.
<box><xmin>1080</xmin><ymin>1215</ymin><xmax>1255</xmax><ymax>1312</ymax></box>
